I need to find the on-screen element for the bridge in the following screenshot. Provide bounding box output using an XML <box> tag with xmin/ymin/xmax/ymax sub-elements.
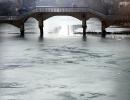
<box><xmin>0</xmin><ymin>6</ymin><xmax>130</xmax><ymax>38</ymax></box>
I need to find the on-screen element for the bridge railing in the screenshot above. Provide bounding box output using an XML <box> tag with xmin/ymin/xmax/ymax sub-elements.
<box><xmin>35</xmin><ymin>7</ymin><xmax>106</xmax><ymax>17</ymax></box>
<box><xmin>0</xmin><ymin>16</ymin><xmax>19</xmax><ymax>21</ymax></box>
<box><xmin>35</xmin><ymin>7</ymin><xmax>89</xmax><ymax>12</ymax></box>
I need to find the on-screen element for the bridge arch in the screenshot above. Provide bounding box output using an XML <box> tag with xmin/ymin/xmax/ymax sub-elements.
<box><xmin>38</xmin><ymin>14</ymin><xmax>82</xmax><ymax>21</ymax></box>
<box><xmin>0</xmin><ymin>23</ymin><xmax>19</xmax><ymax>33</ymax></box>
<box><xmin>87</xmin><ymin>17</ymin><xmax>102</xmax><ymax>32</ymax></box>
<box><xmin>33</xmin><ymin>7</ymin><xmax>107</xmax><ymax>21</ymax></box>
<box><xmin>0</xmin><ymin>22</ymin><xmax>20</xmax><ymax>28</ymax></box>
<box><xmin>23</xmin><ymin>16</ymin><xmax>39</xmax><ymax>24</ymax></box>
<box><xmin>24</xmin><ymin>17</ymin><xmax>39</xmax><ymax>33</ymax></box>
<box><xmin>43</xmin><ymin>16</ymin><xmax>82</xmax><ymax>37</ymax></box>
<box><xmin>44</xmin><ymin>15</ymin><xmax>81</xmax><ymax>21</ymax></box>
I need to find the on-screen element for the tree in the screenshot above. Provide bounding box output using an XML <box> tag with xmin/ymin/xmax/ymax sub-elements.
<box><xmin>0</xmin><ymin>1</ymin><xmax>18</xmax><ymax>16</ymax></box>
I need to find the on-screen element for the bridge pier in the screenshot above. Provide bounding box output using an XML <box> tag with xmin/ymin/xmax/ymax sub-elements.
<box><xmin>82</xmin><ymin>18</ymin><xmax>87</xmax><ymax>39</ymax></box>
<box><xmin>101</xmin><ymin>26</ymin><xmax>106</xmax><ymax>38</ymax></box>
<box><xmin>20</xmin><ymin>24</ymin><xmax>25</xmax><ymax>38</ymax></box>
<box><xmin>101</xmin><ymin>21</ymin><xmax>107</xmax><ymax>38</ymax></box>
<box><xmin>39</xmin><ymin>19</ymin><xmax>44</xmax><ymax>38</ymax></box>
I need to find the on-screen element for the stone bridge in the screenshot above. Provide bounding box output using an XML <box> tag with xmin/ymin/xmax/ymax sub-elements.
<box><xmin>1</xmin><ymin>6</ymin><xmax>130</xmax><ymax>38</ymax></box>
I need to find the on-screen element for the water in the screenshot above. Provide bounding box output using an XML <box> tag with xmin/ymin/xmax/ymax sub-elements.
<box><xmin>0</xmin><ymin>18</ymin><xmax>130</xmax><ymax>100</ymax></box>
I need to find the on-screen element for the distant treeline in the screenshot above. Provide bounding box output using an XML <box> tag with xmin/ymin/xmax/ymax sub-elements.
<box><xmin>0</xmin><ymin>0</ymin><xmax>36</xmax><ymax>16</ymax></box>
<box><xmin>0</xmin><ymin>1</ymin><xmax>18</xmax><ymax>16</ymax></box>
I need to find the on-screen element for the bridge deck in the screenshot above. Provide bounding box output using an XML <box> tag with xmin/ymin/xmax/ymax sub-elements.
<box><xmin>0</xmin><ymin>7</ymin><xmax>107</xmax><ymax>21</ymax></box>
<box><xmin>0</xmin><ymin>7</ymin><xmax>129</xmax><ymax>21</ymax></box>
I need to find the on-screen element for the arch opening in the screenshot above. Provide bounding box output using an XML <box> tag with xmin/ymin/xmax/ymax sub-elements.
<box><xmin>44</xmin><ymin>16</ymin><xmax>82</xmax><ymax>37</ymax></box>
<box><xmin>87</xmin><ymin>17</ymin><xmax>102</xmax><ymax>33</ymax></box>
<box><xmin>24</xmin><ymin>17</ymin><xmax>39</xmax><ymax>34</ymax></box>
<box><xmin>0</xmin><ymin>23</ymin><xmax>19</xmax><ymax>34</ymax></box>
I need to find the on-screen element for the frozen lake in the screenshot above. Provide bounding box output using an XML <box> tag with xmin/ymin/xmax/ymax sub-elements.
<box><xmin>0</xmin><ymin>17</ymin><xmax>130</xmax><ymax>100</ymax></box>
<box><xmin>0</xmin><ymin>33</ymin><xmax>130</xmax><ymax>100</ymax></box>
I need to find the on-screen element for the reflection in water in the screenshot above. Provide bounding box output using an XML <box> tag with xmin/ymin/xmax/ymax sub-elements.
<box><xmin>0</xmin><ymin>17</ymin><xmax>130</xmax><ymax>100</ymax></box>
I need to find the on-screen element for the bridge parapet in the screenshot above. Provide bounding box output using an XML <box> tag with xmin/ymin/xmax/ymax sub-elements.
<box><xmin>0</xmin><ymin>7</ymin><xmax>106</xmax><ymax>21</ymax></box>
<box><xmin>0</xmin><ymin>16</ymin><xmax>19</xmax><ymax>21</ymax></box>
<box><xmin>35</xmin><ymin>7</ymin><xmax>106</xmax><ymax>18</ymax></box>
<box><xmin>0</xmin><ymin>7</ymin><xmax>130</xmax><ymax>24</ymax></box>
